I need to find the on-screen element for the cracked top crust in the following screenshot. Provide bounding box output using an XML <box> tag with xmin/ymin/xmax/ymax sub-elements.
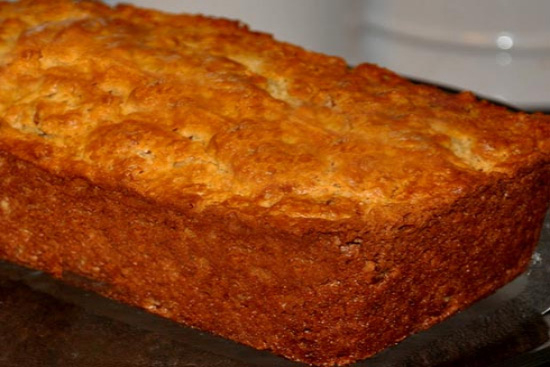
<box><xmin>0</xmin><ymin>0</ymin><xmax>549</xmax><ymax>218</ymax></box>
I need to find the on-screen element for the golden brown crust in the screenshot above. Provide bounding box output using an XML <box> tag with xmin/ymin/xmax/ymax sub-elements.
<box><xmin>0</xmin><ymin>1</ymin><xmax>549</xmax><ymax>365</ymax></box>
<box><xmin>1</xmin><ymin>0</ymin><xmax>549</xmax><ymax>217</ymax></box>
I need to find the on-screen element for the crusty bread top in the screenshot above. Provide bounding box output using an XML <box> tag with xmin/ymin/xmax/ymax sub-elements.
<box><xmin>1</xmin><ymin>0</ymin><xmax>549</xmax><ymax>218</ymax></box>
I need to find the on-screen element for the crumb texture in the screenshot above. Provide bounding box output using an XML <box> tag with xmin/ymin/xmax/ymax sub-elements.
<box><xmin>1</xmin><ymin>0</ymin><xmax>549</xmax><ymax>217</ymax></box>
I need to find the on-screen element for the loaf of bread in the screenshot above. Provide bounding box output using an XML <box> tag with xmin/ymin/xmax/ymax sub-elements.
<box><xmin>0</xmin><ymin>1</ymin><xmax>549</xmax><ymax>365</ymax></box>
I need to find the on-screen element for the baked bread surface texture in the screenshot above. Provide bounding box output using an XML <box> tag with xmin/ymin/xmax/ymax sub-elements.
<box><xmin>0</xmin><ymin>0</ymin><xmax>549</xmax><ymax>365</ymax></box>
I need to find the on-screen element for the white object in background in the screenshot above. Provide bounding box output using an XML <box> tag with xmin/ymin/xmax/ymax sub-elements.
<box><xmin>360</xmin><ymin>0</ymin><xmax>550</xmax><ymax>110</ymax></box>
<box><xmin>103</xmin><ymin>0</ymin><xmax>362</xmax><ymax>62</ymax></box>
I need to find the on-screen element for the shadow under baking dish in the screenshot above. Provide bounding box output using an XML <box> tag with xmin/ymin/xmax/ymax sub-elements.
<box><xmin>0</xmin><ymin>211</ymin><xmax>548</xmax><ymax>367</ymax></box>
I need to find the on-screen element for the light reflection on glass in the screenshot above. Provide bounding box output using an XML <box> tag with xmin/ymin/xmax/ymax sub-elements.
<box><xmin>496</xmin><ymin>33</ymin><xmax>514</xmax><ymax>50</ymax></box>
<box><xmin>496</xmin><ymin>52</ymin><xmax>512</xmax><ymax>66</ymax></box>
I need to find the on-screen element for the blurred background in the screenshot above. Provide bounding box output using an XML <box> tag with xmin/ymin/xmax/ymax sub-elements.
<box><xmin>104</xmin><ymin>0</ymin><xmax>550</xmax><ymax>112</ymax></box>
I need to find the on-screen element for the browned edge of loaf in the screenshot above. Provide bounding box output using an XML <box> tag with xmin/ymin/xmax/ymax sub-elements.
<box><xmin>0</xmin><ymin>149</ymin><xmax>549</xmax><ymax>366</ymax></box>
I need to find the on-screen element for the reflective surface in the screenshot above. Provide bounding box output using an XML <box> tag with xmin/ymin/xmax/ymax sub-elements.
<box><xmin>360</xmin><ymin>0</ymin><xmax>550</xmax><ymax>110</ymax></box>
